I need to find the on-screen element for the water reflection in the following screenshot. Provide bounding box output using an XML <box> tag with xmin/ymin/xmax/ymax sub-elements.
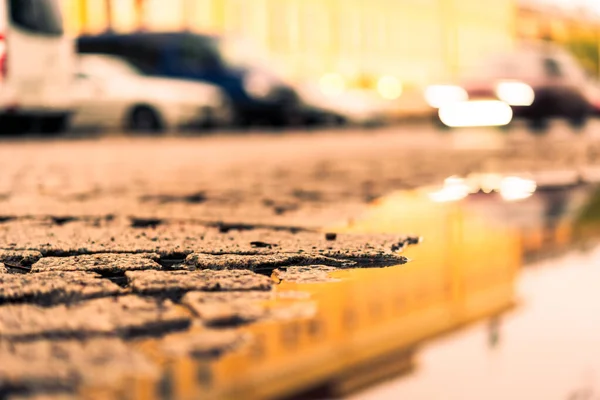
<box><xmin>352</xmin><ymin>246</ymin><xmax>600</xmax><ymax>400</ymax></box>
<box><xmin>350</xmin><ymin>184</ymin><xmax>600</xmax><ymax>400</ymax></box>
<box><xmin>428</xmin><ymin>174</ymin><xmax>537</xmax><ymax>203</ymax></box>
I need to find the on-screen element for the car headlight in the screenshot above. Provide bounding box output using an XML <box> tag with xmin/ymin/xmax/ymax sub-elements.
<box><xmin>424</xmin><ymin>85</ymin><xmax>468</xmax><ymax>108</ymax></box>
<box><xmin>244</xmin><ymin>72</ymin><xmax>276</xmax><ymax>99</ymax></box>
<box><xmin>377</xmin><ymin>75</ymin><xmax>402</xmax><ymax>100</ymax></box>
<box><xmin>438</xmin><ymin>100</ymin><xmax>513</xmax><ymax>128</ymax></box>
<box><xmin>495</xmin><ymin>81</ymin><xmax>535</xmax><ymax>106</ymax></box>
<box><xmin>499</xmin><ymin>176</ymin><xmax>537</xmax><ymax>201</ymax></box>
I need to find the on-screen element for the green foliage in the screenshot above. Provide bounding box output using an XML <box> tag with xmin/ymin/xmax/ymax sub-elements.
<box><xmin>564</xmin><ymin>37</ymin><xmax>600</xmax><ymax>77</ymax></box>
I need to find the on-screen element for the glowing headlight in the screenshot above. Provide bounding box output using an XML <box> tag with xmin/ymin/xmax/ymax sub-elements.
<box><xmin>244</xmin><ymin>72</ymin><xmax>275</xmax><ymax>99</ymax></box>
<box><xmin>428</xmin><ymin>176</ymin><xmax>471</xmax><ymax>203</ymax></box>
<box><xmin>499</xmin><ymin>176</ymin><xmax>537</xmax><ymax>201</ymax></box>
<box><xmin>495</xmin><ymin>81</ymin><xmax>535</xmax><ymax>106</ymax></box>
<box><xmin>319</xmin><ymin>73</ymin><xmax>345</xmax><ymax>97</ymax></box>
<box><xmin>438</xmin><ymin>100</ymin><xmax>513</xmax><ymax>128</ymax></box>
<box><xmin>377</xmin><ymin>75</ymin><xmax>402</xmax><ymax>100</ymax></box>
<box><xmin>425</xmin><ymin>85</ymin><xmax>468</xmax><ymax>108</ymax></box>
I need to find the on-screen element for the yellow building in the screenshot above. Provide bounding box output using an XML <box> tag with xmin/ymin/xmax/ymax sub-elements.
<box><xmin>61</xmin><ymin>0</ymin><xmax>516</xmax><ymax>90</ymax></box>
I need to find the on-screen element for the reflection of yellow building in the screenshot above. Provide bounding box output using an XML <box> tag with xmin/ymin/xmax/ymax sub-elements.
<box><xmin>62</xmin><ymin>0</ymin><xmax>516</xmax><ymax>88</ymax></box>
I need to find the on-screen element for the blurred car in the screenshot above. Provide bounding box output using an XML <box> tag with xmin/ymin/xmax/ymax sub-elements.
<box><xmin>76</xmin><ymin>32</ymin><xmax>302</xmax><ymax>127</ymax></box>
<box><xmin>425</xmin><ymin>42</ymin><xmax>592</xmax><ymax>130</ymax></box>
<box><xmin>71</xmin><ymin>54</ymin><xmax>231</xmax><ymax>132</ymax></box>
<box><xmin>584</xmin><ymin>80</ymin><xmax>600</xmax><ymax>116</ymax></box>
<box><xmin>0</xmin><ymin>0</ymin><xmax>74</xmax><ymax>134</ymax></box>
<box><xmin>297</xmin><ymin>83</ymin><xmax>395</xmax><ymax>127</ymax></box>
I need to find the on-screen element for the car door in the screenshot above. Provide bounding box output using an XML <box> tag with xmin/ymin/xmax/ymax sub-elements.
<box><xmin>71</xmin><ymin>57</ymin><xmax>126</xmax><ymax>129</ymax></box>
<box><xmin>71</xmin><ymin>68</ymin><xmax>108</xmax><ymax>128</ymax></box>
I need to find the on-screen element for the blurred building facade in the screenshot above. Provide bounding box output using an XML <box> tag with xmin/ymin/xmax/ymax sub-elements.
<box><xmin>61</xmin><ymin>0</ymin><xmax>516</xmax><ymax>90</ymax></box>
<box><xmin>516</xmin><ymin>3</ymin><xmax>600</xmax><ymax>76</ymax></box>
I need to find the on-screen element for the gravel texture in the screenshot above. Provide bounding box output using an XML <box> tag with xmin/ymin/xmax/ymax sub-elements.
<box><xmin>0</xmin><ymin>271</ymin><xmax>123</xmax><ymax>305</ymax></box>
<box><xmin>0</xmin><ymin>222</ymin><xmax>416</xmax><ymax>260</ymax></box>
<box><xmin>184</xmin><ymin>249</ymin><xmax>408</xmax><ymax>272</ymax></box>
<box><xmin>125</xmin><ymin>269</ymin><xmax>273</xmax><ymax>295</ymax></box>
<box><xmin>0</xmin><ymin>250</ymin><xmax>43</xmax><ymax>267</ymax></box>
<box><xmin>0</xmin><ymin>295</ymin><xmax>191</xmax><ymax>341</ymax></box>
<box><xmin>30</xmin><ymin>253</ymin><xmax>162</xmax><ymax>273</ymax></box>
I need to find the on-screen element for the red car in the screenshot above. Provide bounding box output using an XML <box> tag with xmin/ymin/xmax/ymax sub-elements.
<box><xmin>427</xmin><ymin>42</ymin><xmax>592</xmax><ymax>131</ymax></box>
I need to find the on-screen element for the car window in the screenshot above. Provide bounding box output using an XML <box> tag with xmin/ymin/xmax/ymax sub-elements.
<box><xmin>177</xmin><ymin>35</ymin><xmax>223</xmax><ymax>73</ymax></box>
<box><xmin>9</xmin><ymin>0</ymin><xmax>63</xmax><ymax>36</ymax></box>
<box><xmin>121</xmin><ymin>38</ymin><xmax>163</xmax><ymax>75</ymax></box>
<box><xmin>543</xmin><ymin>57</ymin><xmax>563</xmax><ymax>78</ymax></box>
<box><xmin>77</xmin><ymin>38</ymin><xmax>122</xmax><ymax>57</ymax></box>
<box><xmin>78</xmin><ymin>37</ymin><xmax>162</xmax><ymax>75</ymax></box>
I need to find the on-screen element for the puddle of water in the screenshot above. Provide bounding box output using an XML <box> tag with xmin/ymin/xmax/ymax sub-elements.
<box><xmin>346</xmin><ymin>183</ymin><xmax>600</xmax><ymax>400</ymax></box>
<box><xmin>352</xmin><ymin>246</ymin><xmax>600</xmax><ymax>400</ymax></box>
<box><xmin>196</xmin><ymin>180</ymin><xmax>529</xmax><ymax>398</ymax></box>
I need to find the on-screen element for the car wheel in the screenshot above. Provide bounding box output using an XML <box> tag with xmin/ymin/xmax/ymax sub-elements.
<box><xmin>269</xmin><ymin>109</ymin><xmax>297</xmax><ymax>127</ymax></box>
<box><xmin>128</xmin><ymin>106</ymin><xmax>163</xmax><ymax>133</ymax></box>
<box><xmin>0</xmin><ymin>116</ymin><xmax>29</xmax><ymax>135</ymax></box>
<box><xmin>528</xmin><ymin>117</ymin><xmax>549</xmax><ymax>134</ymax></box>
<box><xmin>230</xmin><ymin>107</ymin><xmax>251</xmax><ymax>128</ymax></box>
<box><xmin>567</xmin><ymin>107</ymin><xmax>589</xmax><ymax>132</ymax></box>
<box><xmin>40</xmin><ymin>114</ymin><xmax>70</xmax><ymax>135</ymax></box>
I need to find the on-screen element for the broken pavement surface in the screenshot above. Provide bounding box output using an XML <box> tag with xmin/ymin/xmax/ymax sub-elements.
<box><xmin>0</xmin><ymin>223</ymin><xmax>413</xmax><ymax>397</ymax></box>
<box><xmin>0</xmin><ymin>271</ymin><xmax>123</xmax><ymax>305</ymax></box>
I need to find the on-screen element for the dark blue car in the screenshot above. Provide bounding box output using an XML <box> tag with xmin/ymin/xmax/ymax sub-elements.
<box><xmin>76</xmin><ymin>32</ymin><xmax>301</xmax><ymax>126</ymax></box>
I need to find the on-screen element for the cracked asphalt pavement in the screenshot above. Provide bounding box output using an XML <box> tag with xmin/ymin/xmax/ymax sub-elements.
<box><xmin>2</xmin><ymin>123</ymin><xmax>600</xmax><ymax>397</ymax></box>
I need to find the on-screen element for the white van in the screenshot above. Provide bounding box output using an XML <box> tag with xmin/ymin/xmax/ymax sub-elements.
<box><xmin>0</xmin><ymin>0</ymin><xmax>74</xmax><ymax>133</ymax></box>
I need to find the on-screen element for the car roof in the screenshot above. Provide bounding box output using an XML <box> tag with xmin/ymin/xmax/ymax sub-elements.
<box><xmin>77</xmin><ymin>31</ymin><xmax>220</xmax><ymax>42</ymax></box>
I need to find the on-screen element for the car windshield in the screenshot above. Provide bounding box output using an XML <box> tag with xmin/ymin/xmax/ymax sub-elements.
<box><xmin>78</xmin><ymin>55</ymin><xmax>143</xmax><ymax>78</ymax></box>
<box><xmin>177</xmin><ymin>33</ymin><xmax>281</xmax><ymax>78</ymax></box>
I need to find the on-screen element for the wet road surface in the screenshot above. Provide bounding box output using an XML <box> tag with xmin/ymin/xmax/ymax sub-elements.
<box><xmin>352</xmin><ymin>245</ymin><xmax>600</xmax><ymax>400</ymax></box>
<box><xmin>2</xmin><ymin>121</ymin><xmax>600</xmax><ymax>398</ymax></box>
<box><xmin>2</xmin><ymin>120</ymin><xmax>600</xmax><ymax>228</ymax></box>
